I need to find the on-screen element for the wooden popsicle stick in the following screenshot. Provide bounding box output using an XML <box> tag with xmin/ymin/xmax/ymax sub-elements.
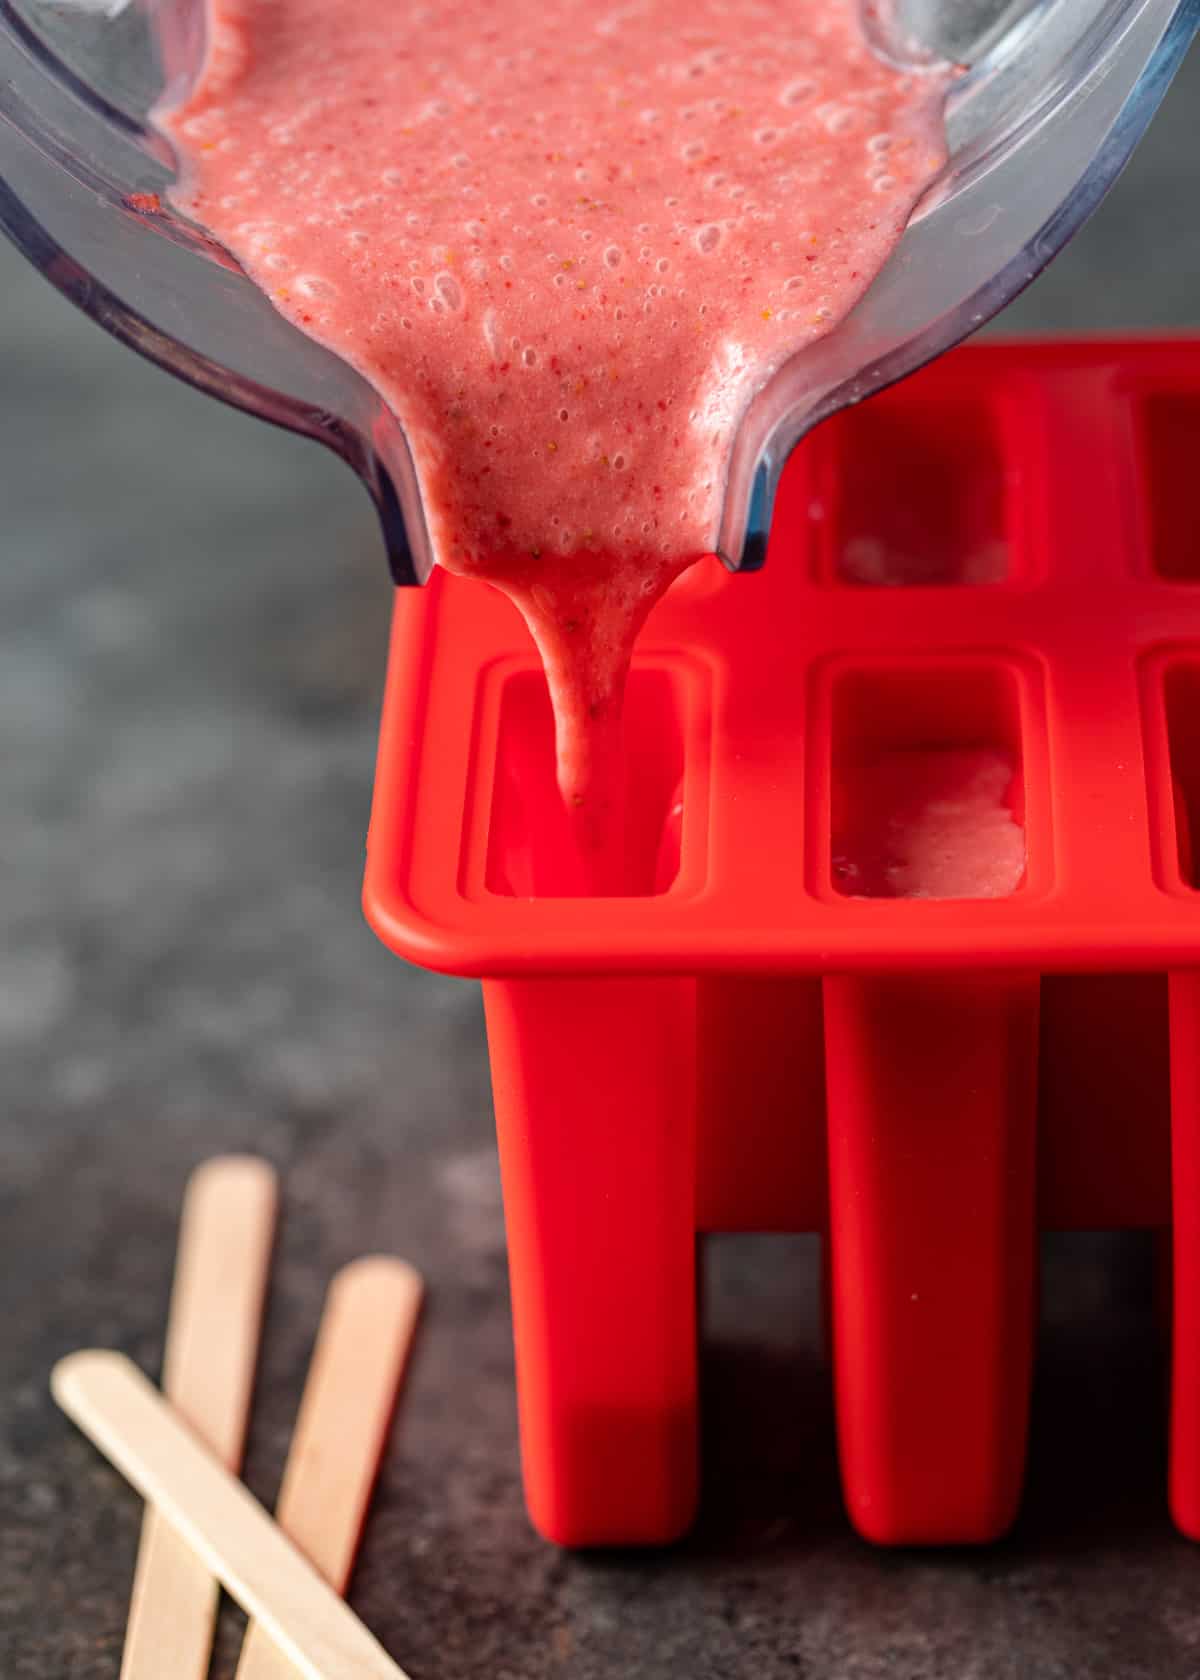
<box><xmin>236</xmin><ymin>1256</ymin><xmax>423</xmax><ymax>1680</ymax></box>
<box><xmin>121</xmin><ymin>1156</ymin><xmax>278</xmax><ymax>1680</ymax></box>
<box><xmin>52</xmin><ymin>1351</ymin><xmax>413</xmax><ymax>1680</ymax></box>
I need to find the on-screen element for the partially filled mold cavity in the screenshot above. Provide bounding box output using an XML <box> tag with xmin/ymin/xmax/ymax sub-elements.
<box><xmin>828</xmin><ymin>663</ymin><xmax>1027</xmax><ymax>899</ymax></box>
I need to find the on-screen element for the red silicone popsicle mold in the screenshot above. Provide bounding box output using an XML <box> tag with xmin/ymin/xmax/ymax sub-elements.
<box><xmin>365</xmin><ymin>337</ymin><xmax>1200</xmax><ymax>1549</ymax></box>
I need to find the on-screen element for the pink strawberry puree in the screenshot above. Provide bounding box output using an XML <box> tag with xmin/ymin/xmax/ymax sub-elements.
<box><xmin>162</xmin><ymin>1</ymin><xmax>948</xmax><ymax>856</ymax></box>
<box><xmin>832</xmin><ymin>748</ymin><xmax>1027</xmax><ymax>899</ymax></box>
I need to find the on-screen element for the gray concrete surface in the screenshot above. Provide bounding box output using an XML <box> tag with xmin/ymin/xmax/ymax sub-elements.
<box><xmin>2</xmin><ymin>41</ymin><xmax>1200</xmax><ymax>1680</ymax></box>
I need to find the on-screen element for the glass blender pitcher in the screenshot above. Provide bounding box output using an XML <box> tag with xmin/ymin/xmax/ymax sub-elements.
<box><xmin>0</xmin><ymin>0</ymin><xmax>1196</xmax><ymax>583</ymax></box>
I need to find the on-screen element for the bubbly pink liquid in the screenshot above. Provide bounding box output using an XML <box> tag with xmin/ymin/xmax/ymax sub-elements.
<box><xmin>833</xmin><ymin>748</ymin><xmax>1027</xmax><ymax>900</ymax></box>
<box><xmin>164</xmin><ymin>2</ymin><xmax>948</xmax><ymax>866</ymax></box>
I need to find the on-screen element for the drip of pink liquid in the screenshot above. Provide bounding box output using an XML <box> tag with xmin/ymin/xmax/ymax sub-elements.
<box><xmin>487</xmin><ymin>545</ymin><xmax>694</xmax><ymax>886</ymax></box>
<box><xmin>163</xmin><ymin>1</ymin><xmax>949</xmax><ymax>884</ymax></box>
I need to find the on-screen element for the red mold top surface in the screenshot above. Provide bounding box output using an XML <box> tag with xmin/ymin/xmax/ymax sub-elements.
<box><xmin>365</xmin><ymin>337</ymin><xmax>1200</xmax><ymax>978</ymax></box>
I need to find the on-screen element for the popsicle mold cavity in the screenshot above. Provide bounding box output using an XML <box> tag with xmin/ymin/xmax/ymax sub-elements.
<box><xmin>827</xmin><ymin>662</ymin><xmax>1027</xmax><ymax>900</ymax></box>
<box><xmin>813</xmin><ymin>392</ymin><xmax>1012</xmax><ymax>587</ymax></box>
<box><xmin>485</xmin><ymin>668</ymin><xmax>688</xmax><ymax>899</ymax></box>
<box><xmin>1137</xmin><ymin>390</ymin><xmax>1200</xmax><ymax>582</ymax></box>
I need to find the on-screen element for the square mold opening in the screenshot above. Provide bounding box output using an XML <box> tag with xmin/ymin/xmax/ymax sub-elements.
<box><xmin>1136</xmin><ymin>392</ymin><xmax>1200</xmax><ymax>581</ymax></box>
<box><xmin>827</xmin><ymin>662</ymin><xmax>1028</xmax><ymax>900</ymax></box>
<box><xmin>485</xmin><ymin>667</ymin><xmax>687</xmax><ymax>898</ymax></box>
<box><xmin>814</xmin><ymin>395</ymin><xmax>1012</xmax><ymax>587</ymax></box>
<box><xmin>1158</xmin><ymin>660</ymin><xmax>1200</xmax><ymax>888</ymax></box>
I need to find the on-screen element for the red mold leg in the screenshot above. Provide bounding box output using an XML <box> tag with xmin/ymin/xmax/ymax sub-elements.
<box><xmin>823</xmin><ymin>972</ymin><xmax>1039</xmax><ymax>1545</ymax></box>
<box><xmin>483</xmin><ymin>976</ymin><xmax>699</xmax><ymax>1547</ymax></box>
<box><xmin>694</xmin><ymin>976</ymin><xmax>826</xmax><ymax>1234</ymax></box>
<box><xmin>1169</xmin><ymin>971</ymin><xmax>1200</xmax><ymax>1538</ymax></box>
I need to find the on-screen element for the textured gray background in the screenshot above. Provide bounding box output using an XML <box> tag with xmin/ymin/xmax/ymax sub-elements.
<box><xmin>3</xmin><ymin>41</ymin><xmax>1200</xmax><ymax>1680</ymax></box>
